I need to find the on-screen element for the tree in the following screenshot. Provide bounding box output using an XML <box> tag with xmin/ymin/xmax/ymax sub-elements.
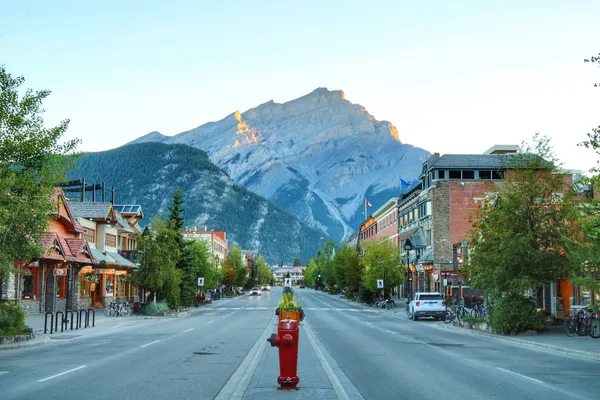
<box><xmin>361</xmin><ymin>240</ymin><xmax>403</xmax><ymax>295</ymax></box>
<box><xmin>0</xmin><ymin>66</ymin><xmax>80</xmax><ymax>278</ymax></box>
<box><xmin>584</xmin><ymin>52</ymin><xmax>600</xmax><ymax>88</ymax></box>
<box><xmin>134</xmin><ymin>217</ymin><xmax>181</xmax><ymax>308</ymax></box>
<box><xmin>464</xmin><ymin>135</ymin><xmax>580</xmax><ymax>298</ymax></box>
<box><xmin>317</xmin><ymin>240</ymin><xmax>337</xmax><ymax>288</ymax></box>
<box><xmin>341</xmin><ymin>246</ymin><xmax>363</xmax><ymax>294</ymax></box>
<box><xmin>255</xmin><ymin>255</ymin><xmax>272</xmax><ymax>285</ymax></box>
<box><xmin>221</xmin><ymin>262</ymin><xmax>238</xmax><ymax>289</ymax></box>
<box><xmin>293</xmin><ymin>257</ymin><xmax>302</xmax><ymax>267</ymax></box>
<box><xmin>168</xmin><ymin>187</ymin><xmax>185</xmax><ymax>252</ymax></box>
<box><xmin>304</xmin><ymin>259</ymin><xmax>318</xmax><ymax>288</ymax></box>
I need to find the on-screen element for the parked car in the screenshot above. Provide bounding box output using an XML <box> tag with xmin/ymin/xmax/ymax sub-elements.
<box><xmin>249</xmin><ymin>287</ymin><xmax>261</xmax><ymax>296</ymax></box>
<box><xmin>407</xmin><ymin>292</ymin><xmax>446</xmax><ymax>321</ymax></box>
<box><xmin>299</xmin><ymin>284</ymin><xmax>305</xmax><ymax>289</ymax></box>
<box><xmin>261</xmin><ymin>284</ymin><xmax>271</xmax><ymax>291</ymax></box>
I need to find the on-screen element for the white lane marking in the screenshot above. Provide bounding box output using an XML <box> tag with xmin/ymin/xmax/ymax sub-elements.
<box><xmin>183</xmin><ymin>328</ymin><xmax>194</xmax><ymax>333</ymax></box>
<box><xmin>385</xmin><ymin>329</ymin><xmax>397</xmax><ymax>335</ymax></box>
<box><xmin>304</xmin><ymin>322</ymin><xmax>363</xmax><ymax>400</ymax></box>
<box><xmin>307</xmin><ymin>308</ymin><xmax>317</xmax><ymax>310</ymax></box>
<box><xmin>215</xmin><ymin>316</ymin><xmax>276</xmax><ymax>399</ymax></box>
<box><xmin>365</xmin><ymin>322</ymin><xmax>373</xmax><ymax>326</ymax></box>
<box><xmin>141</xmin><ymin>340</ymin><xmax>160</xmax><ymax>348</ymax></box>
<box><xmin>322</xmin><ymin>308</ymin><xmax>330</xmax><ymax>310</ymax></box>
<box><xmin>37</xmin><ymin>365</ymin><xmax>87</xmax><ymax>382</ymax></box>
<box><xmin>496</xmin><ymin>367</ymin><xmax>545</xmax><ymax>384</ymax></box>
<box><xmin>207</xmin><ymin>320</ymin><xmax>215</xmax><ymax>324</ymax></box>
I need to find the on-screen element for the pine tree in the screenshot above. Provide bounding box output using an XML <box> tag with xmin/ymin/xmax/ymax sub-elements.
<box><xmin>168</xmin><ymin>187</ymin><xmax>185</xmax><ymax>252</ymax></box>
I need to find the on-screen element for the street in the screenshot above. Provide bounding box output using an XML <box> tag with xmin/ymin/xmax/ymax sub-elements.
<box><xmin>1</xmin><ymin>287</ymin><xmax>600</xmax><ymax>400</ymax></box>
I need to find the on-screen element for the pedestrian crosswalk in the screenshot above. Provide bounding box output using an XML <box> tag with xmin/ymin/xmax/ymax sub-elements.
<box><xmin>208</xmin><ymin>306</ymin><xmax>377</xmax><ymax>312</ymax></box>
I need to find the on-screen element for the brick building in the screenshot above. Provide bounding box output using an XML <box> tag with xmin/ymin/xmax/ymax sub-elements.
<box><xmin>182</xmin><ymin>230</ymin><xmax>228</xmax><ymax>266</ymax></box>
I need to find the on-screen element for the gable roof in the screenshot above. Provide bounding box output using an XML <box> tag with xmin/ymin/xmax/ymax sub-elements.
<box><xmin>115</xmin><ymin>213</ymin><xmax>135</xmax><ymax>233</ymax></box>
<box><xmin>68</xmin><ymin>201</ymin><xmax>116</xmax><ymax>221</ymax></box>
<box><xmin>429</xmin><ymin>154</ymin><xmax>508</xmax><ymax>169</ymax></box>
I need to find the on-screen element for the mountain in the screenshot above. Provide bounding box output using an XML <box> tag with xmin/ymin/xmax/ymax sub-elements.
<box><xmin>68</xmin><ymin>142</ymin><xmax>327</xmax><ymax>264</ymax></box>
<box><xmin>129</xmin><ymin>88</ymin><xmax>430</xmax><ymax>241</ymax></box>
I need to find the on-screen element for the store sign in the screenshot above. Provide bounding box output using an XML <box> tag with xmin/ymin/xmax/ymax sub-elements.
<box><xmin>97</xmin><ymin>268</ymin><xmax>116</xmax><ymax>275</ymax></box>
<box><xmin>54</xmin><ymin>268</ymin><xmax>67</xmax><ymax>276</ymax></box>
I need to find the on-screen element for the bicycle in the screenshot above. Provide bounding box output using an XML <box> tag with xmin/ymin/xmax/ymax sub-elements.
<box><xmin>564</xmin><ymin>308</ymin><xmax>588</xmax><ymax>337</ymax></box>
<box><xmin>444</xmin><ymin>308</ymin><xmax>455</xmax><ymax>324</ymax></box>
<box><xmin>585</xmin><ymin>311</ymin><xmax>600</xmax><ymax>339</ymax></box>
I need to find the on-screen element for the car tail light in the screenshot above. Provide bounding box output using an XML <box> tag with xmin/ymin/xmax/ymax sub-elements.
<box><xmin>416</xmin><ymin>301</ymin><xmax>420</xmax><ymax>306</ymax></box>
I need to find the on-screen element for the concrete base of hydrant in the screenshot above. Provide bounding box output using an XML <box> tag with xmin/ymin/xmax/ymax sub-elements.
<box><xmin>277</xmin><ymin>376</ymin><xmax>299</xmax><ymax>390</ymax></box>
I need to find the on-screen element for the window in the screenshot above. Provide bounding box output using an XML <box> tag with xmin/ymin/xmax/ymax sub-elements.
<box><xmin>426</xmin><ymin>229</ymin><xmax>432</xmax><ymax>245</ymax></box>
<box><xmin>462</xmin><ymin>170</ymin><xmax>475</xmax><ymax>179</ymax></box>
<box><xmin>56</xmin><ymin>275</ymin><xmax>66</xmax><ymax>299</ymax></box>
<box><xmin>479</xmin><ymin>170</ymin><xmax>492</xmax><ymax>179</ymax></box>
<box><xmin>105</xmin><ymin>233</ymin><xmax>117</xmax><ymax>248</ymax></box>
<box><xmin>449</xmin><ymin>170</ymin><xmax>461</xmax><ymax>179</ymax></box>
<box><xmin>21</xmin><ymin>267</ymin><xmax>39</xmax><ymax>300</ymax></box>
<box><xmin>80</xmin><ymin>275</ymin><xmax>91</xmax><ymax>297</ymax></box>
<box><xmin>492</xmin><ymin>170</ymin><xmax>504</xmax><ymax>180</ymax></box>
<box><xmin>83</xmin><ymin>228</ymin><xmax>95</xmax><ymax>244</ymax></box>
<box><xmin>438</xmin><ymin>170</ymin><xmax>445</xmax><ymax>179</ymax></box>
<box><xmin>414</xmin><ymin>208</ymin><xmax>419</xmax><ymax>220</ymax></box>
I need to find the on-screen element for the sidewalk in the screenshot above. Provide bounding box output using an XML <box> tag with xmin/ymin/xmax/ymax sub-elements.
<box><xmin>438</xmin><ymin>323</ymin><xmax>600</xmax><ymax>361</ymax></box>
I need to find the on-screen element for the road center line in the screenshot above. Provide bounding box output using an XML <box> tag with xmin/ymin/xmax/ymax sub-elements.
<box><xmin>304</xmin><ymin>321</ymin><xmax>363</xmax><ymax>400</ymax></box>
<box><xmin>496</xmin><ymin>367</ymin><xmax>545</xmax><ymax>384</ymax></box>
<box><xmin>141</xmin><ymin>340</ymin><xmax>160</xmax><ymax>348</ymax></box>
<box><xmin>207</xmin><ymin>320</ymin><xmax>215</xmax><ymax>324</ymax></box>
<box><xmin>183</xmin><ymin>328</ymin><xmax>194</xmax><ymax>333</ymax></box>
<box><xmin>365</xmin><ymin>322</ymin><xmax>373</xmax><ymax>326</ymax></box>
<box><xmin>37</xmin><ymin>365</ymin><xmax>87</xmax><ymax>382</ymax></box>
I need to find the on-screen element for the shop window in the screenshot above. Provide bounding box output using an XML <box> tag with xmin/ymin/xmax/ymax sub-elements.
<box><xmin>80</xmin><ymin>275</ymin><xmax>91</xmax><ymax>297</ymax></box>
<box><xmin>21</xmin><ymin>268</ymin><xmax>39</xmax><ymax>300</ymax></box>
<box><xmin>438</xmin><ymin>170</ymin><xmax>445</xmax><ymax>179</ymax></box>
<box><xmin>56</xmin><ymin>276</ymin><xmax>67</xmax><ymax>299</ymax></box>
<box><xmin>479</xmin><ymin>170</ymin><xmax>492</xmax><ymax>179</ymax></box>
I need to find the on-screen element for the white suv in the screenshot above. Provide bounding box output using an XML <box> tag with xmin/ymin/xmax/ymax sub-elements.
<box><xmin>408</xmin><ymin>292</ymin><xmax>446</xmax><ymax>321</ymax></box>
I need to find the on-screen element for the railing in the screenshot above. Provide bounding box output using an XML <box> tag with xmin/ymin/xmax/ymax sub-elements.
<box><xmin>119</xmin><ymin>250</ymin><xmax>138</xmax><ymax>263</ymax></box>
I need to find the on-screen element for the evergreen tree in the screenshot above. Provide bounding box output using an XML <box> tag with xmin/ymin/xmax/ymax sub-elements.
<box><xmin>168</xmin><ymin>187</ymin><xmax>185</xmax><ymax>252</ymax></box>
<box><xmin>293</xmin><ymin>257</ymin><xmax>302</xmax><ymax>267</ymax></box>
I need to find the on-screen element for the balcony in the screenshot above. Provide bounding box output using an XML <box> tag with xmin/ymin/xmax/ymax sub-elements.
<box><xmin>119</xmin><ymin>250</ymin><xmax>139</xmax><ymax>263</ymax></box>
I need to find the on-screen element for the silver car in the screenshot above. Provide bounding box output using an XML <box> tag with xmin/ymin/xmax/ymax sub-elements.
<box><xmin>249</xmin><ymin>287</ymin><xmax>261</xmax><ymax>296</ymax></box>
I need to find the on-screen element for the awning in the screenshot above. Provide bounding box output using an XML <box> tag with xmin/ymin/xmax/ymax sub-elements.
<box><xmin>418</xmin><ymin>249</ymin><xmax>434</xmax><ymax>264</ymax></box>
<box><xmin>107</xmin><ymin>252</ymin><xmax>136</xmax><ymax>269</ymax></box>
<box><xmin>91</xmin><ymin>248</ymin><xmax>112</xmax><ymax>264</ymax></box>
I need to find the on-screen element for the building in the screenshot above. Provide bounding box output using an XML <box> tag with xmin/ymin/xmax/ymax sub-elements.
<box><xmin>182</xmin><ymin>230</ymin><xmax>228</xmax><ymax>265</ymax></box>
<box><xmin>271</xmin><ymin>267</ymin><xmax>306</xmax><ymax>284</ymax></box>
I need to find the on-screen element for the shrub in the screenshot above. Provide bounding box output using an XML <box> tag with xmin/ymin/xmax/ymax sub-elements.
<box><xmin>344</xmin><ymin>289</ymin><xmax>354</xmax><ymax>299</ymax></box>
<box><xmin>0</xmin><ymin>301</ymin><xmax>27</xmax><ymax>336</ymax></box>
<box><xmin>145</xmin><ymin>301</ymin><xmax>170</xmax><ymax>316</ymax></box>
<box><xmin>490</xmin><ymin>295</ymin><xmax>545</xmax><ymax>334</ymax></box>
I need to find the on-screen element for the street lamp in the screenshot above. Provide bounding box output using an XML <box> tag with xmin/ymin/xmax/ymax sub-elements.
<box><xmin>404</xmin><ymin>238</ymin><xmax>414</xmax><ymax>300</ymax></box>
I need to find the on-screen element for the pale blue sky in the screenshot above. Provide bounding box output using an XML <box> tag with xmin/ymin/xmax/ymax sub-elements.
<box><xmin>1</xmin><ymin>0</ymin><xmax>599</xmax><ymax>171</ymax></box>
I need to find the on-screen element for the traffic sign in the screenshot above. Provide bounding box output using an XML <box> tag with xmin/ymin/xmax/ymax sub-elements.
<box><xmin>284</xmin><ymin>278</ymin><xmax>292</xmax><ymax>287</ymax></box>
<box><xmin>376</xmin><ymin>279</ymin><xmax>384</xmax><ymax>289</ymax></box>
<box><xmin>197</xmin><ymin>277</ymin><xmax>205</xmax><ymax>287</ymax></box>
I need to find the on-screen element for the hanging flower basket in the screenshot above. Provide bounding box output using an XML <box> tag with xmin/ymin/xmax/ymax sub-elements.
<box><xmin>84</xmin><ymin>273</ymin><xmax>100</xmax><ymax>283</ymax></box>
<box><xmin>118</xmin><ymin>275</ymin><xmax>129</xmax><ymax>283</ymax></box>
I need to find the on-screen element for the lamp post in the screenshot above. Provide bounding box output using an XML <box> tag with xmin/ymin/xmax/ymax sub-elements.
<box><xmin>404</xmin><ymin>238</ymin><xmax>414</xmax><ymax>300</ymax></box>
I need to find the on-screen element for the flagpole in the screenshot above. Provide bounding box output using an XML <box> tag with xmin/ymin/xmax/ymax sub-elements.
<box><xmin>364</xmin><ymin>197</ymin><xmax>367</xmax><ymax>220</ymax></box>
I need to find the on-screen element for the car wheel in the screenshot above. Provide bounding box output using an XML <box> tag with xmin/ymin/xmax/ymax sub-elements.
<box><xmin>412</xmin><ymin>310</ymin><xmax>418</xmax><ymax>321</ymax></box>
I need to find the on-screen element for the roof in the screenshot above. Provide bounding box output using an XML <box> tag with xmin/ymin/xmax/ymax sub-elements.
<box><xmin>418</xmin><ymin>249</ymin><xmax>434</xmax><ymax>264</ymax></box>
<box><xmin>373</xmin><ymin>198</ymin><xmax>398</xmax><ymax>218</ymax></box>
<box><xmin>68</xmin><ymin>201</ymin><xmax>115</xmax><ymax>220</ymax></box>
<box><xmin>429</xmin><ymin>154</ymin><xmax>508</xmax><ymax>169</ymax></box>
<box><xmin>107</xmin><ymin>251</ymin><xmax>136</xmax><ymax>268</ymax></box>
<box><xmin>115</xmin><ymin>213</ymin><xmax>135</xmax><ymax>233</ymax></box>
<box><xmin>113</xmin><ymin>205</ymin><xmax>143</xmax><ymax>215</ymax></box>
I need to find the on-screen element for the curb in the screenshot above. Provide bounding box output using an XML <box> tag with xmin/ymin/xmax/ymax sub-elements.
<box><xmin>0</xmin><ymin>334</ymin><xmax>50</xmax><ymax>352</ymax></box>
<box><xmin>435</xmin><ymin>323</ymin><xmax>600</xmax><ymax>361</ymax></box>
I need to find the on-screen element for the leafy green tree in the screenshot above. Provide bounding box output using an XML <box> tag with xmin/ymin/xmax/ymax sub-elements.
<box><xmin>304</xmin><ymin>259</ymin><xmax>318</xmax><ymax>287</ymax></box>
<box><xmin>317</xmin><ymin>240</ymin><xmax>337</xmax><ymax>288</ymax></box>
<box><xmin>256</xmin><ymin>255</ymin><xmax>272</xmax><ymax>285</ymax></box>
<box><xmin>341</xmin><ymin>246</ymin><xmax>363</xmax><ymax>294</ymax></box>
<box><xmin>0</xmin><ymin>66</ymin><xmax>79</xmax><ymax>278</ymax></box>
<box><xmin>465</xmin><ymin>135</ymin><xmax>580</xmax><ymax>298</ymax></box>
<box><xmin>584</xmin><ymin>52</ymin><xmax>600</xmax><ymax>88</ymax></box>
<box><xmin>222</xmin><ymin>262</ymin><xmax>238</xmax><ymax>289</ymax></box>
<box><xmin>566</xmin><ymin>121</ymin><xmax>600</xmax><ymax>310</ymax></box>
<box><xmin>361</xmin><ymin>240</ymin><xmax>403</xmax><ymax>296</ymax></box>
<box><xmin>224</xmin><ymin>245</ymin><xmax>247</xmax><ymax>288</ymax></box>
<box><xmin>135</xmin><ymin>217</ymin><xmax>181</xmax><ymax>308</ymax></box>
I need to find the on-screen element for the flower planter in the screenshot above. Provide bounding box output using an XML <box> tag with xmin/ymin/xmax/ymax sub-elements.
<box><xmin>279</xmin><ymin>310</ymin><xmax>301</xmax><ymax>324</ymax></box>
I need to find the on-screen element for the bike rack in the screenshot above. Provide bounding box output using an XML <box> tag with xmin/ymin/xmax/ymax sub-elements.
<box><xmin>79</xmin><ymin>309</ymin><xmax>88</xmax><ymax>328</ymax></box>
<box><xmin>72</xmin><ymin>310</ymin><xmax>80</xmax><ymax>330</ymax></box>
<box><xmin>65</xmin><ymin>310</ymin><xmax>74</xmax><ymax>331</ymax></box>
<box><xmin>55</xmin><ymin>311</ymin><xmax>65</xmax><ymax>333</ymax></box>
<box><xmin>44</xmin><ymin>312</ymin><xmax>54</xmax><ymax>334</ymax></box>
<box><xmin>87</xmin><ymin>308</ymin><xmax>95</xmax><ymax>328</ymax></box>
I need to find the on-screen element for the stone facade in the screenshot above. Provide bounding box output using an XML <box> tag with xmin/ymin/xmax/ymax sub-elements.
<box><xmin>431</xmin><ymin>181</ymin><xmax>452</xmax><ymax>267</ymax></box>
<box><xmin>1</xmin><ymin>272</ymin><xmax>16</xmax><ymax>300</ymax></box>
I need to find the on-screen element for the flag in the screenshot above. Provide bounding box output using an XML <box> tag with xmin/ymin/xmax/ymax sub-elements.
<box><xmin>400</xmin><ymin>179</ymin><xmax>410</xmax><ymax>187</ymax></box>
<box><xmin>365</xmin><ymin>199</ymin><xmax>372</xmax><ymax>207</ymax></box>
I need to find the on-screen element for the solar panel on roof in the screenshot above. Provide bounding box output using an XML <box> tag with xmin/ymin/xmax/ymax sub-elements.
<box><xmin>124</xmin><ymin>205</ymin><xmax>132</xmax><ymax>212</ymax></box>
<box><xmin>132</xmin><ymin>205</ymin><xmax>140</xmax><ymax>213</ymax></box>
<box><xmin>113</xmin><ymin>205</ymin><xmax>124</xmax><ymax>212</ymax></box>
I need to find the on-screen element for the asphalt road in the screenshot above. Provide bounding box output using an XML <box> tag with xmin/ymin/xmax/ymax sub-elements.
<box><xmin>1</xmin><ymin>287</ymin><xmax>599</xmax><ymax>400</ymax></box>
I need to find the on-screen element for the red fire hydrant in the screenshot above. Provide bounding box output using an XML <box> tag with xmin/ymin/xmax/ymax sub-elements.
<box><xmin>266</xmin><ymin>318</ymin><xmax>300</xmax><ymax>389</ymax></box>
